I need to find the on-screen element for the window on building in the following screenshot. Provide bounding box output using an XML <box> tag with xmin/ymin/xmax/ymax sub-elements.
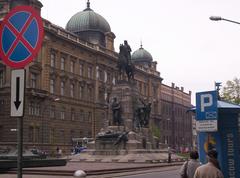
<box><xmin>50</xmin><ymin>53</ymin><xmax>56</xmax><ymax>67</ymax></box>
<box><xmin>0</xmin><ymin>70</ymin><xmax>4</xmax><ymax>87</ymax></box>
<box><xmin>29</xmin><ymin>102</ymin><xmax>34</xmax><ymax>115</ymax></box>
<box><xmin>60</xmin><ymin>108</ymin><xmax>65</xmax><ymax>120</ymax></box>
<box><xmin>61</xmin><ymin>81</ymin><xmax>65</xmax><ymax>96</ymax></box>
<box><xmin>99</xmin><ymin>69</ymin><xmax>104</xmax><ymax>81</ymax></box>
<box><xmin>70</xmin><ymin>61</ymin><xmax>74</xmax><ymax>73</ymax></box>
<box><xmin>79</xmin><ymin>85</ymin><xmax>84</xmax><ymax>99</ymax></box>
<box><xmin>28</xmin><ymin>102</ymin><xmax>40</xmax><ymax>116</ymax></box>
<box><xmin>154</xmin><ymin>102</ymin><xmax>158</xmax><ymax>113</ymax></box>
<box><xmin>50</xmin><ymin>79</ymin><xmax>55</xmax><ymax>94</ymax></box>
<box><xmin>61</xmin><ymin>57</ymin><xmax>65</xmax><ymax>70</ymax></box>
<box><xmin>88</xmin><ymin>131</ymin><xmax>92</xmax><ymax>137</ymax></box>
<box><xmin>30</xmin><ymin>73</ymin><xmax>37</xmax><ymax>88</ymax></box>
<box><xmin>99</xmin><ymin>89</ymin><xmax>104</xmax><ymax>102</ymax></box>
<box><xmin>70</xmin><ymin>130</ymin><xmax>75</xmax><ymax>139</ymax></box>
<box><xmin>60</xmin><ymin>130</ymin><xmax>65</xmax><ymax>144</ymax></box>
<box><xmin>153</xmin><ymin>87</ymin><xmax>157</xmax><ymax>97</ymax></box>
<box><xmin>139</xmin><ymin>82</ymin><xmax>142</xmax><ymax>94</ymax></box>
<box><xmin>87</xmin><ymin>87</ymin><xmax>92</xmax><ymax>100</ymax></box>
<box><xmin>35</xmin><ymin>127</ymin><xmax>40</xmax><ymax>143</ymax></box>
<box><xmin>0</xmin><ymin>126</ymin><xmax>2</xmax><ymax>140</ymax></box>
<box><xmin>79</xmin><ymin>63</ymin><xmax>84</xmax><ymax>76</ymax></box>
<box><xmin>35</xmin><ymin>103</ymin><xmax>40</xmax><ymax>116</ymax></box>
<box><xmin>71</xmin><ymin>108</ymin><xmax>75</xmax><ymax>121</ymax></box>
<box><xmin>107</xmin><ymin>72</ymin><xmax>111</xmax><ymax>83</ymax></box>
<box><xmin>144</xmin><ymin>84</ymin><xmax>147</xmax><ymax>96</ymax></box>
<box><xmin>0</xmin><ymin>100</ymin><xmax>4</xmax><ymax>114</ymax></box>
<box><xmin>79</xmin><ymin>130</ymin><xmax>83</xmax><ymax>137</ymax></box>
<box><xmin>88</xmin><ymin>66</ymin><xmax>93</xmax><ymax>79</ymax></box>
<box><xmin>50</xmin><ymin>105</ymin><xmax>55</xmax><ymax>118</ymax></box>
<box><xmin>88</xmin><ymin>112</ymin><xmax>92</xmax><ymax>123</ymax></box>
<box><xmin>79</xmin><ymin>110</ymin><xmax>84</xmax><ymax>121</ymax></box>
<box><xmin>70</xmin><ymin>83</ymin><xmax>74</xmax><ymax>98</ymax></box>
<box><xmin>29</xmin><ymin>126</ymin><xmax>34</xmax><ymax>142</ymax></box>
<box><xmin>50</xmin><ymin>128</ymin><xmax>55</xmax><ymax>144</ymax></box>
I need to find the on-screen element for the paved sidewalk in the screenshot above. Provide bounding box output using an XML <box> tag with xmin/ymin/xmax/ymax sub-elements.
<box><xmin>68</xmin><ymin>150</ymin><xmax>183</xmax><ymax>163</ymax></box>
<box><xmin>1</xmin><ymin>161</ymin><xmax>183</xmax><ymax>178</ymax></box>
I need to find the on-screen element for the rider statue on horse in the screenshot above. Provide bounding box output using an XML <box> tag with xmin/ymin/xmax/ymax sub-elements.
<box><xmin>118</xmin><ymin>40</ymin><xmax>135</xmax><ymax>81</ymax></box>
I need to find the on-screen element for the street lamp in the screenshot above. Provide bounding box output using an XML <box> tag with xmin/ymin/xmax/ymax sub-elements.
<box><xmin>210</xmin><ymin>16</ymin><xmax>240</xmax><ymax>25</ymax></box>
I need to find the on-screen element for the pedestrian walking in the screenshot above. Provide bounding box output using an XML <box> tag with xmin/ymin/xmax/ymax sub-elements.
<box><xmin>193</xmin><ymin>149</ymin><xmax>224</xmax><ymax>178</ymax></box>
<box><xmin>167</xmin><ymin>147</ymin><xmax>172</xmax><ymax>163</ymax></box>
<box><xmin>180</xmin><ymin>150</ymin><xmax>201</xmax><ymax>178</ymax></box>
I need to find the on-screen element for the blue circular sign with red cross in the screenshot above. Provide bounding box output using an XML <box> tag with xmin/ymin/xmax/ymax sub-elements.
<box><xmin>0</xmin><ymin>6</ymin><xmax>44</xmax><ymax>68</ymax></box>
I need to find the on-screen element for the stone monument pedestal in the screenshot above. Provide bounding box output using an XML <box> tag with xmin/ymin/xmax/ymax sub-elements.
<box><xmin>87</xmin><ymin>80</ymin><xmax>160</xmax><ymax>156</ymax></box>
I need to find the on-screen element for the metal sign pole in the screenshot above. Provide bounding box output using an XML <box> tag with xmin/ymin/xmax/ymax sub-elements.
<box><xmin>17</xmin><ymin>116</ymin><xmax>23</xmax><ymax>178</ymax></box>
<box><xmin>11</xmin><ymin>69</ymin><xmax>25</xmax><ymax>178</ymax></box>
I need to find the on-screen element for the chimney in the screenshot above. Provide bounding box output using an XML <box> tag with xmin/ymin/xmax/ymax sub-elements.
<box><xmin>10</xmin><ymin>0</ymin><xmax>43</xmax><ymax>15</ymax></box>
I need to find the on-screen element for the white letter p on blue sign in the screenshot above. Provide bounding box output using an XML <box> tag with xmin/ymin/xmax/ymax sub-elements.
<box><xmin>196</xmin><ymin>91</ymin><xmax>217</xmax><ymax>120</ymax></box>
<box><xmin>200</xmin><ymin>94</ymin><xmax>213</xmax><ymax>112</ymax></box>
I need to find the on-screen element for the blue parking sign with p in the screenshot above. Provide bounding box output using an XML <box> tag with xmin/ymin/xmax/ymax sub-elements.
<box><xmin>196</xmin><ymin>91</ymin><xmax>218</xmax><ymax>120</ymax></box>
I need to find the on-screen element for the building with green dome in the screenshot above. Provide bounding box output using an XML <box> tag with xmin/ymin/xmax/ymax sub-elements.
<box><xmin>0</xmin><ymin>0</ymin><xmax>193</xmax><ymax>154</ymax></box>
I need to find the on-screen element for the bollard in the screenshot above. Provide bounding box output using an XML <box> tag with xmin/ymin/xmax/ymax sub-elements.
<box><xmin>73</xmin><ymin>170</ymin><xmax>86</xmax><ymax>177</ymax></box>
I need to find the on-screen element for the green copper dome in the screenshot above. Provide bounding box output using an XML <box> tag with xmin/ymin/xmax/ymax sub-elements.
<box><xmin>132</xmin><ymin>45</ymin><xmax>153</xmax><ymax>62</ymax></box>
<box><xmin>65</xmin><ymin>1</ymin><xmax>111</xmax><ymax>34</ymax></box>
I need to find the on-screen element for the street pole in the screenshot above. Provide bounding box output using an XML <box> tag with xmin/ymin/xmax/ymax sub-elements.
<box><xmin>11</xmin><ymin>69</ymin><xmax>26</xmax><ymax>178</ymax></box>
<box><xmin>210</xmin><ymin>16</ymin><xmax>240</xmax><ymax>25</ymax></box>
<box><xmin>17</xmin><ymin>116</ymin><xmax>23</xmax><ymax>178</ymax></box>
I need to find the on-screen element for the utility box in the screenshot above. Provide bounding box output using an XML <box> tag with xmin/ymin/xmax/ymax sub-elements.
<box><xmin>196</xmin><ymin>91</ymin><xmax>240</xmax><ymax>178</ymax></box>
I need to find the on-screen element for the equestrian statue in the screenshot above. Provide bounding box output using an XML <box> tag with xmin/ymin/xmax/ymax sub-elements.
<box><xmin>117</xmin><ymin>40</ymin><xmax>135</xmax><ymax>81</ymax></box>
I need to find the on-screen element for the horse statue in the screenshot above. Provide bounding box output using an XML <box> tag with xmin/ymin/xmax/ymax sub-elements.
<box><xmin>117</xmin><ymin>41</ymin><xmax>135</xmax><ymax>81</ymax></box>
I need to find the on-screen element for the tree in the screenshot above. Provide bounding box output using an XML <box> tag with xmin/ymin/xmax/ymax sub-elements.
<box><xmin>221</xmin><ymin>77</ymin><xmax>240</xmax><ymax>104</ymax></box>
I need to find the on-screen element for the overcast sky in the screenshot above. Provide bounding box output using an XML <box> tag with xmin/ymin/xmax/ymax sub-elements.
<box><xmin>40</xmin><ymin>0</ymin><xmax>240</xmax><ymax>104</ymax></box>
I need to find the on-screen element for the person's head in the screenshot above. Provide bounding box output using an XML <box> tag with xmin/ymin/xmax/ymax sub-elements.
<box><xmin>207</xmin><ymin>149</ymin><xmax>221</xmax><ymax>170</ymax></box>
<box><xmin>207</xmin><ymin>149</ymin><xmax>218</xmax><ymax>159</ymax></box>
<box><xmin>124</xmin><ymin>40</ymin><xmax>128</xmax><ymax>44</ymax></box>
<box><xmin>190</xmin><ymin>150</ymin><xmax>199</xmax><ymax>160</ymax></box>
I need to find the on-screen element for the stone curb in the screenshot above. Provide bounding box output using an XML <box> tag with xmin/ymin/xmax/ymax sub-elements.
<box><xmin>70</xmin><ymin>158</ymin><xmax>187</xmax><ymax>164</ymax></box>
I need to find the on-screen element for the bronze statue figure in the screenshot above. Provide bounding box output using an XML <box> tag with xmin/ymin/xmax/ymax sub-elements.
<box><xmin>142</xmin><ymin>102</ymin><xmax>151</xmax><ymax>127</ymax></box>
<box><xmin>123</xmin><ymin>40</ymin><xmax>131</xmax><ymax>64</ymax></box>
<box><xmin>114</xmin><ymin>131</ymin><xmax>129</xmax><ymax>149</ymax></box>
<box><xmin>117</xmin><ymin>40</ymin><xmax>135</xmax><ymax>81</ymax></box>
<box><xmin>134</xmin><ymin>99</ymin><xmax>151</xmax><ymax>128</ymax></box>
<box><xmin>111</xmin><ymin>97</ymin><xmax>122</xmax><ymax>126</ymax></box>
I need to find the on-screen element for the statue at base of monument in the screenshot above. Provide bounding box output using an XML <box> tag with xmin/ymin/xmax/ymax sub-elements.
<box><xmin>114</xmin><ymin>131</ymin><xmax>129</xmax><ymax>149</ymax></box>
<box><xmin>134</xmin><ymin>99</ymin><xmax>152</xmax><ymax>128</ymax></box>
<box><xmin>141</xmin><ymin>100</ymin><xmax>151</xmax><ymax>127</ymax></box>
<box><xmin>111</xmin><ymin>97</ymin><xmax>122</xmax><ymax>126</ymax></box>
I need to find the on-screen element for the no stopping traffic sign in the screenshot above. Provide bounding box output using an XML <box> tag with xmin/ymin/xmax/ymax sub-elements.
<box><xmin>0</xmin><ymin>6</ymin><xmax>44</xmax><ymax>68</ymax></box>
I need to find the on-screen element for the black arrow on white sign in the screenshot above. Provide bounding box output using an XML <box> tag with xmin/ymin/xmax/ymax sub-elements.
<box><xmin>14</xmin><ymin>77</ymin><xmax>21</xmax><ymax>110</ymax></box>
<box><xmin>11</xmin><ymin>69</ymin><xmax>25</xmax><ymax>117</ymax></box>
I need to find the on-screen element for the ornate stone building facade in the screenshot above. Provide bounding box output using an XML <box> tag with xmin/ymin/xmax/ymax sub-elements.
<box><xmin>0</xmin><ymin>0</ymin><xmax>192</xmax><ymax>153</ymax></box>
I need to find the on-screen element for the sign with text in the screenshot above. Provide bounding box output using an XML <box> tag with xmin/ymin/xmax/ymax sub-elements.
<box><xmin>221</xmin><ymin>130</ymin><xmax>240</xmax><ymax>178</ymax></box>
<box><xmin>11</xmin><ymin>69</ymin><xmax>25</xmax><ymax>117</ymax></box>
<box><xmin>196</xmin><ymin>90</ymin><xmax>218</xmax><ymax>120</ymax></box>
<box><xmin>196</xmin><ymin>91</ymin><xmax>218</xmax><ymax>132</ymax></box>
<box><xmin>196</xmin><ymin>120</ymin><xmax>217</xmax><ymax>132</ymax></box>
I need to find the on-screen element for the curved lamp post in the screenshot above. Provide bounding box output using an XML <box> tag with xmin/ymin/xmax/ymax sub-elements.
<box><xmin>210</xmin><ymin>16</ymin><xmax>240</xmax><ymax>25</ymax></box>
